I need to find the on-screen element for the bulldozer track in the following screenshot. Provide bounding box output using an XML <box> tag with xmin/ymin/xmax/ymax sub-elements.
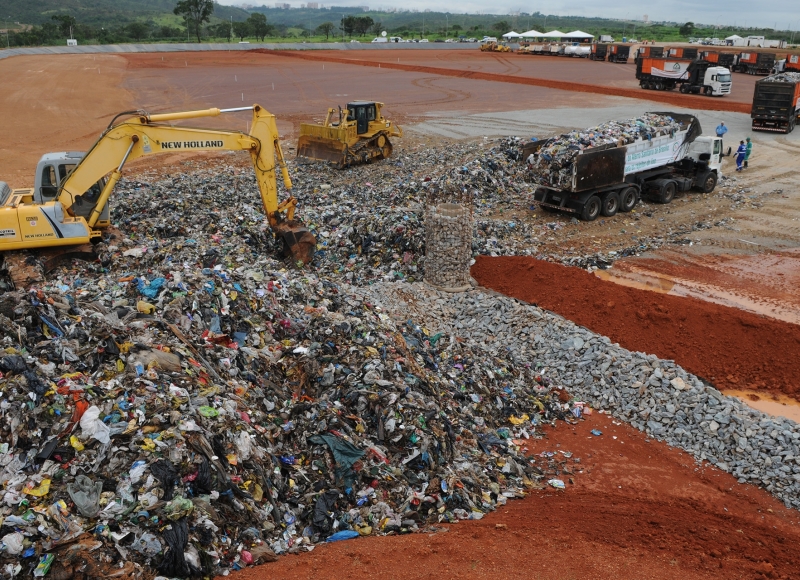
<box><xmin>409</xmin><ymin>77</ymin><xmax>472</xmax><ymax>107</ymax></box>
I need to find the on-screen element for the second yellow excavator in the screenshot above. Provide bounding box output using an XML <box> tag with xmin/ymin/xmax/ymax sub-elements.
<box><xmin>0</xmin><ymin>104</ymin><xmax>316</xmax><ymax>284</ymax></box>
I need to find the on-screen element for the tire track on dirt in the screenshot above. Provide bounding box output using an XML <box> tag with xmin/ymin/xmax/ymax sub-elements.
<box><xmin>407</xmin><ymin>77</ymin><xmax>472</xmax><ymax>106</ymax></box>
<box><xmin>264</xmin><ymin>50</ymin><xmax>751</xmax><ymax>114</ymax></box>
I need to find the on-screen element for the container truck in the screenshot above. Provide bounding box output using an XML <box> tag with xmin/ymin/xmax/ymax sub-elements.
<box><xmin>636</xmin><ymin>58</ymin><xmax>732</xmax><ymax>95</ymax></box>
<box><xmin>528</xmin><ymin>113</ymin><xmax>723</xmax><ymax>221</ymax></box>
<box><xmin>700</xmin><ymin>51</ymin><xmax>737</xmax><ymax>68</ymax></box>
<box><xmin>590</xmin><ymin>43</ymin><xmax>608</xmax><ymax>61</ymax></box>
<box><xmin>733</xmin><ymin>52</ymin><xmax>775</xmax><ymax>75</ymax></box>
<box><xmin>608</xmin><ymin>44</ymin><xmax>631</xmax><ymax>63</ymax></box>
<box><xmin>751</xmin><ymin>73</ymin><xmax>800</xmax><ymax>133</ymax></box>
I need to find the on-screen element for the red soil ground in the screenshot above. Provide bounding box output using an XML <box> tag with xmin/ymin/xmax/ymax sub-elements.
<box><xmin>471</xmin><ymin>256</ymin><xmax>800</xmax><ymax>398</ymax></box>
<box><xmin>268</xmin><ymin>50</ymin><xmax>753</xmax><ymax>113</ymax></box>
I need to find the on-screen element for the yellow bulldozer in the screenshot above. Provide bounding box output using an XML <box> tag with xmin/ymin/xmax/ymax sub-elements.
<box><xmin>480</xmin><ymin>41</ymin><xmax>511</xmax><ymax>53</ymax></box>
<box><xmin>296</xmin><ymin>101</ymin><xmax>402</xmax><ymax>168</ymax></box>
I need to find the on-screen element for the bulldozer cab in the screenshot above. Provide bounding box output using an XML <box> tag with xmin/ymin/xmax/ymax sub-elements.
<box><xmin>347</xmin><ymin>102</ymin><xmax>376</xmax><ymax>134</ymax></box>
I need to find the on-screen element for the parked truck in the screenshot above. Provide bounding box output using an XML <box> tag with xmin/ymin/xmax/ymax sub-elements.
<box><xmin>608</xmin><ymin>44</ymin><xmax>631</xmax><ymax>63</ymax></box>
<box><xmin>751</xmin><ymin>73</ymin><xmax>800</xmax><ymax>133</ymax></box>
<box><xmin>636</xmin><ymin>58</ymin><xmax>732</xmax><ymax>95</ymax></box>
<box><xmin>529</xmin><ymin>113</ymin><xmax>722</xmax><ymax>221</ymax></box>
<box><xmin>733</xmin><ymin>51</ymin><xmax>775</xmax><ymax>75</ymax></box>
<box><xmin>590</xmin><ymin>43</ymin><xmax>608</xmax><ymax>60</ymax></box>
<box><xmin>773</xmin><ymin>54</ymin><xmax>800</xmax><ymax>73</ymax></box>
<box><xmin>700</xmin><ymin>50</ymin><xmax>737</xmax><ymax>68</ymax></box>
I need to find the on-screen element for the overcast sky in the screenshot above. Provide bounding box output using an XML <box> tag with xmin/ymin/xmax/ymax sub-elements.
<box><xmin>215</xmin><ymin>0</ymin><xmax>800</xmax><ymax>30</ymax></box>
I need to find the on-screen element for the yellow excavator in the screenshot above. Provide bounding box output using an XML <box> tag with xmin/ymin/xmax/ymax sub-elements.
<box><xmin>296</xmin><ymin>101</ymin><xmax>402</xmax><ymax>168</ymax></box>
<box><xmin>0</xmin><ymin>104</ymin><xmax>316</xmax><ymax>286</ymax></box>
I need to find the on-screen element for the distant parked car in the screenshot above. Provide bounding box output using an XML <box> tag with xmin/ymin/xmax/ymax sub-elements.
<box><xmin>419</xmin><ymin>39</ymin><xmax>429</xmax><ymax>43</ymax></box>
<box><xmin>350</xmin><ymin>39</ymin><xmax>360</xmax><ymax>43</ymax></box>
<box><xmin>435</xmin><ymin>39</ymin><xmax>445</xmax><ymax>43</ymax></box>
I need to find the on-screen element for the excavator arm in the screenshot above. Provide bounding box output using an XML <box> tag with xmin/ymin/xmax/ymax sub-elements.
<box><xmin>52</xmin><ymin>105</ymin><xmax>315</xmax><ymax>263</ymax></box>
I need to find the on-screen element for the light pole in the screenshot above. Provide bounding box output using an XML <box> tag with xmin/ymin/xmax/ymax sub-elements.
<box><xmin>341</xmin><ymin>13</ymin><xmax>345</xmax><ymax>42</ymax></box>
<box><xmin>446</xmin><ymin>14</ymin><xmax>448</xmax><ymax>39</ymax></box>
<box><xmin>5</xmin><ymin>17</ymin><xmax>9</xmax><ymax>48</ymax></box>
<box><xmin>543</xmin><ymin>14</ymin><xmax>548</xmax><ymax>31</ymax></box>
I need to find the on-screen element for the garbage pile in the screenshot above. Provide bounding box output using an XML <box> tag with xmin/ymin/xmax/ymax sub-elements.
<box><xmin>762</xmin><ymin>72</ymin><xmax>800</xmax><ymax>83</ymax></box>
<box><xmin>526</xmin><ymin>114</ymin><xmax>683</xmax><ymax>190</ymax></box>
<box><xmin>0</xmin><ymin>166</ymin><xmax>589</xmax><ymax>578</ymax></box>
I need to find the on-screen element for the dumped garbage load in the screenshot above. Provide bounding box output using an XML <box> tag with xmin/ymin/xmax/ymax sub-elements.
<box><xmin>528</xmin><ymin>112</ymin><xmax>722</xmax><ymax>221</ymax></box>
<box><xmin>0</xmin><ymin>166</ymin><xmax>588</xmax><ymax>579</ymax></box>
<box><xmin>527</xmin><ymin>113</ymin><xmax>685</xmax><ymax>191</ymax></box>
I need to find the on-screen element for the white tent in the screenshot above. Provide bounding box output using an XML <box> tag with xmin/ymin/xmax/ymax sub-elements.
<box><xmin>519</xmin><ymin>29</ymin><xmax>543</xmax><ymax>38</ymax></box>
<box><xmin>725</xmin><ymin>34</ymin><xmax>746</xmax><ymax>47</ymax></box>
<box><xmin>502</xmin><ymin>31</ymin><xmax>522</xmax><ymax>38</ymax></box>
<box><xmin>540</xmin><ymin>30</ymin><xmax>566</xmax><ymax>38</ymax></box>
<box><xmin>562</xmin><ymin>30</ymin><xmax>594</xmax><ymax>39</ymax></box>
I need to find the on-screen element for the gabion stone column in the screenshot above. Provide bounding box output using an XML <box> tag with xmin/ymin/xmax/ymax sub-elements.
<box><xmin>424</xmin><ymin>203</ymin><xmax>473</xmax><ymax>292</ymax></box>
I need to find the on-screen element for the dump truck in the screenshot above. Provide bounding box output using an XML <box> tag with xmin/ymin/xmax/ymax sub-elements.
<box><xmin>773</xmin><ymin>54</ymin><xmax>800</xmax><ymax>73</ymax></box>
<box><xmin>608</xmin><ymin>44</ymin><xmax>631</xmax><ymax>63</ymax></box>
<box><xmin>700</xmin><ymin>51</ymin><xmax>737</xmax><ymax>68</ymax></box>
<box><xmin>636</xmin><ymin>58</ymin><xmax>732</xmax><ymax>95</ymax></box>
<box><xmin>733</xmin><ymin>51</ymin><xmax>775</xmax><ymax>75</ymax></box>
<box><xmin>297</xmin><ymin>101</ymin><xmax>402</xmax><ymax>168</ymax></box>
<box><xmin>529</xmin><ymin>112</ymin><xmax>723</xmax><ymax>221</ymax></box>
<box><xmin>590</xmin><ymin>43</ymin><xmax>608</xmax><ymax>61</ymax></box>
<box><xmin>667</xmin><ymin>47</ymin><xmax>698</xmax><ymax>59</ymax></box>
<box><xmin>751</xmin><ymin>73</ymin><xmax>800</xmax><ymax>133</ymax></box>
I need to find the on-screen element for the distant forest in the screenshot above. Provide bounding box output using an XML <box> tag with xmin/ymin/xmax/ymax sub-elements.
<box><xmin>2</xmin><ymin>0</ymin><xmax>797</xmax><ymax>47</ymax></box>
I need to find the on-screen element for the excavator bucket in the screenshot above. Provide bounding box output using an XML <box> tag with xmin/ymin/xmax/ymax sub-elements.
<box><xmin>296</xmin><ymin>134</ymin><xmax>348</xmax><ymax>167</ymax></box>
<box><xmin>274</xmin><ymin>221</ymin><xmax>317</xmax><ymax>265</ymax></box>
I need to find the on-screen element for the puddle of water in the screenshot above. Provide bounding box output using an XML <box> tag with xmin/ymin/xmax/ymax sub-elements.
<box><xmin>594</xmin><ymin>269</ymin><xmax>675</xmax><ymax>294</ymax></box>
<box><xmin>723</xmin><ymin>389</ymin><xmax>800</xmax><ymax>423</ymax></box>
<box><xmin>595</xmin><ymin>266</ymin><xmax>800</xmax><ymax>325</ymax></box>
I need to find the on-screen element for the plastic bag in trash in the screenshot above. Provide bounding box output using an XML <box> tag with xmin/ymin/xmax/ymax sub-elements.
<box><xmin>67</xmin><ymin>475</ymin><xmax>103</xmax><ymax>517</ymax></box>
<box><xmin>79</xmin><ymin>405</ymin><xmax>111</xmax><ymax>444</ymax></box>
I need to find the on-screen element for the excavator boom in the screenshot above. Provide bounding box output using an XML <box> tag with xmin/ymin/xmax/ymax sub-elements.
<box><xmin>0</xmin><ymin>105</ymin><xmax>316</xmax><ymax>266</ymax></box>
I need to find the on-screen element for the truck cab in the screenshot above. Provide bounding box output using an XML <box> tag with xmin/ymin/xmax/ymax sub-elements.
<box><xmin>687</xmin><ymin>136</ymin><xmax>724</xmax><ymax>172</ymax></box>
<box><xmin>702</xmin><ymin>66</ymin><xmax>732</xmax><ymax>96</ymax></box>
<box><xmin>33</xmin><ymin>152</ymin><xmax>109</xmax><ymax>226</ymax></box>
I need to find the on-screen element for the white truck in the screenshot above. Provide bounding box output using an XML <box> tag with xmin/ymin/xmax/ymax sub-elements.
<box><xmin>599</xmin><ymin>34</ymin><xmax>614</xmax><ymax>43</ymax></box>
<box><xmin>529</xmin><ymin>113</ymin><xmax>723</xmax><ymax>221</ymax></box>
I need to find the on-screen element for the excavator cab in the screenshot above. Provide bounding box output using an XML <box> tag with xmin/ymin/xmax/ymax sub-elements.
<box><xmin>33</xmin><ymin>153</ymin><xmax>110</xmax><ymax>226</ymax></box>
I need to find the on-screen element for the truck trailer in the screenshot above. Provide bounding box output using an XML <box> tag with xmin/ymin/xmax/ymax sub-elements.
<box><xmin>667</xmin><ymin>47</ymin><xmax>698</xmax><ymax>59</ymax></box>
<box><xmin>636</xmin><ymin>58</ymin><xmax>732</xmax><ymax>95</ymax></box>
<box><xmin>529</xmin><ymin>113</ymin><xmax>723</xmax><ymax>221</ymax></box>
<box><xmin>590</xmin><ymin>43</ymin><xmax>608</xmax><ymax>61</ymax></box>
<box><xmin>751</xmin><ymin>73</ymin><xmax>800</xmax><ymax>133</ymax></box>
<box><xmin>636</xmin><ymin>46</ymin><xmax>665</xmax><ymax>62</ymax></box>
<box><xmin>700</xmin><ymin>51</ymin><xmax>737</xmax><ymax>68</ymax></box>
<box><xmin>608</xmin><ymin>44</ymin><xmax>631</xmax><ymax>63</ymax></box>
<box><xmin>734</xmin><ymin>52</ymin><xmax>775</xmax><ymax>75</ymax></box>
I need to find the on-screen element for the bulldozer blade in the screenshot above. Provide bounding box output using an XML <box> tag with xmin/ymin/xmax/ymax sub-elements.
<box><xmin>296</xmin><ymin>135</ymin><xmax>347</xmax><ymax>167</ymax></box>
<box><xmin>275</xmin><ymin>221</ymin><xmax>316</xmax><ymax>265</ymax></box>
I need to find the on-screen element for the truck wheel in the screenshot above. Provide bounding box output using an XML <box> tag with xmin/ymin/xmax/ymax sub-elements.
<box><xmin>619</xmin><ymin>187</ymin><xmax>638</xmax><ymax>212</ymax></box>
<box><xmin>679</xmin><ymin>84</ymin><xmax>688</xmax><ymax>93</ymax></box>
<box><xmin>581</xmin><ymin>195</ymin><xmax>601</xmax><ymax>221</ymax></box>
<box><xmin>701</xmin><ymin>172</ymin><xmax>717</xmax><ymax>193</ymax></box>
<box><xmin>601</xmin><ymin>192</ymin><xmax>620</xmax><ymax>216</ymax></box>
<box><xmin>658</xmin><ymin>181</ymin><xmax>676</xmax><ymax>204</ymax></box>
